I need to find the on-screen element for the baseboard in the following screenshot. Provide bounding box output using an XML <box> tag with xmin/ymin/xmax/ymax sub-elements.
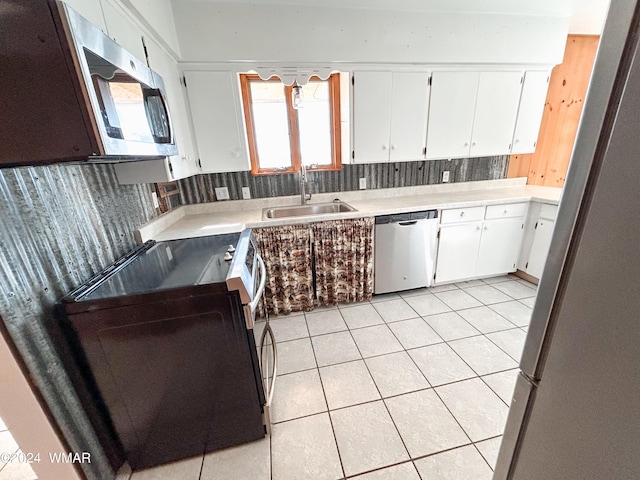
<box><xmin>514</xmin><ymin>269</ymin><xmax>539</xmax><ymax>285</ymax></box>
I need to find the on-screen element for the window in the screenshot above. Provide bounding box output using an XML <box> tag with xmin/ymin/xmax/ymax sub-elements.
<box><xmin>239</xmin><ymin>73</ymin><xmax>341</xmax><ymax>175</ymax></box>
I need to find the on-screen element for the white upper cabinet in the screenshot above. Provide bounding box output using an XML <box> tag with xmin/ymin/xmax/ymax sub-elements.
<box><xmin>389</xmin><ymin>72</ymin><xmax>431</xmax><ymax>161</ymax></box>
<box><xmin>352</xmin><ymin>71</ymin><xmax>430</xmax><ymax>163</ymax></box>
<box><xmin>470</xmin><ymin>71</ymin><xmax>523</xmax><ymax>156</ymax></box>
<box><xmin>101</xmin><ymin>0</ymin><xmax>146</xmax><ymax>61</ymax></box>
<box><xmin>426</xmin><ymin>71</ymin><xmax>523</xmax><ymax>159</ymax></box>
<box><xmin>511</xmin><ymin>70</ymin><xmax>551</xmax><ymax>154</ymax></box>
<box><xmin>114</xmin><ymin>38</ymin><xmax>199</xmax><ymax>184</ymax></box>
<box><xmin>184</xmin><ymin>71</ymin><xmax>251</xmax><ymax>173</ymax></box>
<box><xmin>426</xmin><ymin>71</ymin><xmax>479</xmax><ymax>159</ymax></box>
<box><xmin>144</xmin><ymin>37</ymin><xmax>199</xmax><ymax>178</ymax></box>
<box><xmin>352</xmin><ymin>72</ymin><xmax>393</xmax><ymax>163</ymax></box>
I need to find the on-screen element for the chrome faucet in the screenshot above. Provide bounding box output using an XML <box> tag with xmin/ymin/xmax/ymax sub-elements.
<box><xmin>300</xmin><ymin>164</ymin><xmax>312</xmax><ymax>205</ymax></box>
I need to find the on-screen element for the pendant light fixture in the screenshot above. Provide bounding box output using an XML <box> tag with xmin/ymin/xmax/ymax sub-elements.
<box><xmin>292</xmin><ymin>83</ymin><xmax>304</xmax><ymax>109</ymax></box>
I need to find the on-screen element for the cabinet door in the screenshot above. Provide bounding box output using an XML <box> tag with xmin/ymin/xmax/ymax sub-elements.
<box><xmin>389</xmin><ymin>72</ymin><xmax>430</xmax><ymax>162</ymax></box>
<box><xmin>426</xmin><ymin>71</ymin><xmax>479</xmax><ymax>159</ymax></box>
<box><xmin>145</xmin><ymin>38</ymin><xmax>199</xmax><ymax>179</ymax></box>
<box><xmin>511</xmin><ymin>71</ymin><xmax>551</xmax><ymax>154</ymax></box>
<box><xmin>470</xmin><ymin>71</ymin><xmax>523</xmax><ymax>157</ymax></box>
<box><xmin>476</xmin><ymin>218</ymin><xmax>525</xmax><ymax>278</ymax></box>
<box><xmin>435</xmin><ymin>223</ymin><xmax>482</xmax><ymax>284</ymax></box>
<box><xmin>352</xmin><ymin>72</ymin><xmax>393</xmax><ymax>163</ymax></box>
<box><xmin>185</xmin><ymin>71</ymin><xmax>251</xmax><ymax>173</ymax></box>
<box><xmin>526</xmin><ymin>219</ymin><xmax>555</xmax><ymax>279</ymax></box>
<box><xmin>101</xmin><ymin>0</ymin><xmax>146</xmax><ymax>61</ymax></box>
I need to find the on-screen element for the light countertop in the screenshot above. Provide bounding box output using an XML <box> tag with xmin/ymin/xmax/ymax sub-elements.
<box><xmin>136</xmin><ymin>178</ymin><xmax>562</xmax><ymax>243</ymax></box>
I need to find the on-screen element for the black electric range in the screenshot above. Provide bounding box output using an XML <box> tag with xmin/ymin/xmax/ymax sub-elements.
<box><xmin>55</xmin><ymin>231</ymin><xmax>270</xmax><ymax>471</ymax></box>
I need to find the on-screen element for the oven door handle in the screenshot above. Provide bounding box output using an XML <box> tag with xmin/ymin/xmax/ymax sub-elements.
<box><xmin>248</xmin><ymin>254</ymin><xmax>267</xmax><ymax>315</ymax></box>
<box><xmin>259</xmin><ymin>317</ymin><xmax>277</xmax><ymax>426</ymax></box>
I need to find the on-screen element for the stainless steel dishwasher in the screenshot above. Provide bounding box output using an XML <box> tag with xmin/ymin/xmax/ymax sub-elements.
<box><xmin>374</xmin><ymin>210</ymin><xmax>439</xmax><ymax>294</ymax></box>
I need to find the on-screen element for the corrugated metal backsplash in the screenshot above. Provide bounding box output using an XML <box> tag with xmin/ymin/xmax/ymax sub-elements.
<box><xmin>177</xmin><ymin>156</ymin><xmax>509</xmax><ymax>203</ymax></box>
<box><xmin>0</xmin><ymin>163</ymin><xmax>157</xmax><ymax>480</ymax></box>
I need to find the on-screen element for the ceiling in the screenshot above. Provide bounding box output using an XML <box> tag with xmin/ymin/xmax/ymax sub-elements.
<box><xmin>180</xmin><ymin>0</ymin><xmax>611</xmax><ymax>33</ymax></box>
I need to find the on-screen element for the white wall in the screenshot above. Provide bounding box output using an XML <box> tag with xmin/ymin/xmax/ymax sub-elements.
<box><xmin>0</xmin><ymin>334</ymin><xmax>82</xmax><ymax>480</ymax></box>
<box><xmin>172</xmin><ymin>2</ymin><xmax>569</xmax><ymax>65</ymax></box>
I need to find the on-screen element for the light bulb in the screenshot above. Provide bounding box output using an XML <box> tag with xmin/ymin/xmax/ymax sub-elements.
<box><xmin>292</xmin><ymin>85</ymin><xmax>304</xmax><ymax>109</ymax></box>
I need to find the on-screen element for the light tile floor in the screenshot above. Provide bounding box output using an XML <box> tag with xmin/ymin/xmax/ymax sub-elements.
<box><xmin>0</xmin><ymin>417</ymin><xmax>38</xmax><ymax>480</ymax></box>
<box><xmin>130</xmin><ymin>274</ymin><xmax>536</xmax><ymax>480</ymax></box>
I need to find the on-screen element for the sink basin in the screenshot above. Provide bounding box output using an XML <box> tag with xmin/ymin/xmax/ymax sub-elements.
<box><xmin>262</xmin><ymin>201</ymin><xmax>357</xmax><ymax>220</ymax></box>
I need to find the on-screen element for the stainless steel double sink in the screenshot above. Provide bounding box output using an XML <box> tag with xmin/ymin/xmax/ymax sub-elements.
<box><xmin>262</xmin><ymin>201</ymin><xmax>357</xmax><ymax>220</ymax></box>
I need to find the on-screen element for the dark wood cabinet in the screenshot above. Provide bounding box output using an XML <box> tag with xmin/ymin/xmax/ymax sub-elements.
<box><xmin>0</xmin><ymin>0</ymin><xmax>99</xmax><ymax>167</ymax></box>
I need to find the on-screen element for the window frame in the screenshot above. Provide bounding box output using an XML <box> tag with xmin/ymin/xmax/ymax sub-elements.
<box><xmin>239</xmin><ymin>73</ymin><xmax>342</xmax><ymax>175</ymax></box>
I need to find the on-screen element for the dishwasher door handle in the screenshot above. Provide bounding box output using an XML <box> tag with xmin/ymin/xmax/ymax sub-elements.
<box><xmin>398</xmin><ymin>221</ymin><xmax>418</xmax><ymax>226</ymax></box>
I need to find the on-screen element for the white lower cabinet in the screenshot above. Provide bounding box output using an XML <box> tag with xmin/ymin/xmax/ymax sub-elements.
<box><xmin>476</xmin><ymin>218</ymin><xmax>525</xmax><ymax>277</ymax></box>
<box><xmin>436</xmin><ymin>222</ymin><xmax>482</xmax><ymax>284</ymax></box>
<box><xmin>525</xmin><ymin>219</ymin><xmax>555</xmax><ymax>279</ymax></box>
<box><xmin>435</xmin><ymin>203</ymin><xmax>527</xmax><ymax>284</ymax></box>
<box><xmin>520</xmin><ymin>203</ymin><xmax>558</xmax><ymax>280</ymax></box>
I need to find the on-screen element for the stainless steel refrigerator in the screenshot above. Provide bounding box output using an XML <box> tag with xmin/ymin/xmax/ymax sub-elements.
<box><xmin>494</xmin><ymin>1</ymin><xmax>640</xmax><ymax>478</ymax></box>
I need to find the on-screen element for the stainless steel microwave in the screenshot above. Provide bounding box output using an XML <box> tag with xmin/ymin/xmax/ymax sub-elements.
<box><xmin>0</xmin><ymin>0</ymin><xmax>178</xmax><ymax>166</ymax></box>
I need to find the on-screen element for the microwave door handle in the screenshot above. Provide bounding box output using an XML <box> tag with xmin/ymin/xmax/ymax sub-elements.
<box><xmin>143</xmin><ymin>87</ymin><xmax>174</xmax><ymax>144</ymax></box>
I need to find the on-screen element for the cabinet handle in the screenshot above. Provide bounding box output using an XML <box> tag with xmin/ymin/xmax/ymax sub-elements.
<box><xmin>464</xmin><ymin>142</ymin><xmax>469</xmax><ymax>147</ymax></box>
<box><xmin>472</xmin><ymin>142</ymin><xmax>477</xmax><ymax>146</ymax></box>
<box><xmin>382</xmin><ymin>144</ymin><xmax>388</xmax><ymax>150</ymax></box>
<box><xmin>391</xmin><ymin>145</ymin><xmax>396</xmax><ymax>150</ymax></box>
<box><xmin>476</xmin><ymin>225</ymin><xmax>481</xmax><ymax>231</ymax></box>
<box><xmin>484</xmin><ymin>225</ymin><xmax>489</xmax><ymax>230</ymax></box>
<box><xmin>503</xmin><ymin>209</ymin><xmax>508</xmax><ymax>214</ymax></box>
<box><xmin>460</xmin><ymin>211</ymin><xmax>465</xmax><ymax>217</ymax></box>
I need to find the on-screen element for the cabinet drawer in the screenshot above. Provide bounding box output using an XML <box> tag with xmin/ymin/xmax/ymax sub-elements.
<box><xmin>539</xmin><ymin>203</ymin><xmax>558</xmax><ymax>220</ymax></box>
<box><xmin>441</xmin><ymin>206</ymin><xmax>485</xmax><ymax>224</ymax></box>
<box><xmin>485</xmin><ymin>202</ymin><xmax>527</xmax><ymax>220</ymax></box>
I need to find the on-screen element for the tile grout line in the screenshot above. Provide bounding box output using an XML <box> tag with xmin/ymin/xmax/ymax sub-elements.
<box><xmin>351</xmin><ymin>298</ymin><xmax>487</xmax><ymax>474</ymax></box>
<box><xmin>305</xmin><ymin>312</ymin><xmax>348</xmax><ymax>480</ymax></box>
<box><xmin>472</xmin><ymin>437</ymin><xmax>500</xmax><ymax>472</ymax></box>
<box><xmin>264</xmin><ymin>283</ymin><xmax>535</xmax><ymax>478</ymax></box>
<box><xmin>338</xmin><ymin>306</ymin><xmax>418</xmax><ymax>477</ymax></box>
<box><xmin>196</xmin><ymin>449</ymin><xmax>205</xmax><ymax>480</ymax></box>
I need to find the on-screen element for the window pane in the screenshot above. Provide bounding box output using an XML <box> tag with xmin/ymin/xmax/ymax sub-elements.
<box><xmin>298</xmin><ymin>81</ymin><xmax>332</xmax><ymax>166</ymax></box>
<box><xmin>250</xmin><ymin>81</ymin><xmax>292</xmax><ymax>169</ymax></box>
